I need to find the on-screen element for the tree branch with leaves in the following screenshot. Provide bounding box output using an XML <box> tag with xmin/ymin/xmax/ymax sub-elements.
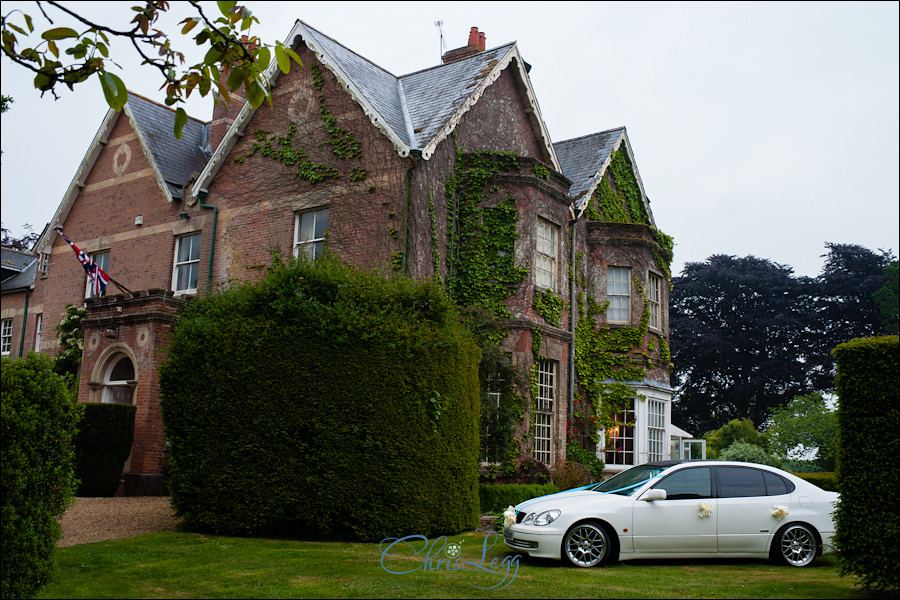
<box><xmin>1</xmin><ymin>1</ymin><xmax>301</xmax><ymax>137</ymax></box>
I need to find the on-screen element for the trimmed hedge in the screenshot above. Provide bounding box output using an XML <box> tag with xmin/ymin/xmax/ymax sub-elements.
<box><xmin>74</xmin><ymin>403</ymin><xmax>136</xmax><ymax>497</ymax></box>
<box><xmin>2</xmin><ymin>354</ymin><xmax>81</xmax><ymax>599</ymax></box>
<box><xmin>832</xmin><ymin>335</ymin><xmax>899</xmax><ymax>592</ymax></box>
<box><xmin>793</xmin><ymin>472</ymin><xmax>837</xmax><ymax>492</ymax></box>
<box><xmin>160</xmin><ymin>256</ymin><xmax>481</xmax><ymax>542</ymax></box>
<box><xmin>479</xmin><ymin>483</ymin><xmax>560</xmax><ymax>513</ymax></box>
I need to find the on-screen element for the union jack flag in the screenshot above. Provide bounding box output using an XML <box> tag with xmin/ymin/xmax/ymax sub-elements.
<box><xmin>56</xmin><ymin>229</ymin><xmax>111</xmax><ymax>296</ymax></box>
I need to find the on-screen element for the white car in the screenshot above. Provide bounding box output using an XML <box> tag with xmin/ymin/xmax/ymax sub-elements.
<box><xmin>503</xmin><ymin>460</ymin><xmax>838</xmax><ymax>568</ymax></box>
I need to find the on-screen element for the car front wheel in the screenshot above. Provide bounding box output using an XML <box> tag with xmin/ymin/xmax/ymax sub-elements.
<box><xmin>562</xmin><ymin>522</ymin><xmax>612</xmax><ymax>568</ymax></box>
<box><xmin>775</xmin><ymin>523</ymin><xmax>819</xmax><ymax>567</ymax></box>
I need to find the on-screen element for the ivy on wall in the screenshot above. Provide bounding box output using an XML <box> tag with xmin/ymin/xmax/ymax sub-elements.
<box><xmin>235</xmin><ymin>63</ymin><xmax>365</xmax><ymax>183</ymax></box>
<box><xmin>444</xmin><ymin>150</ymin><xmax>528</xmax><ymax>319</ymax></box>
<box><xmin>532</xmin><ymin>289</ymin><xmax>565</xmax><ymax>327</ymax></box>
<box><xmin>573</xmin><ymin>277</ymin><xmax>651</xmax><ymax>443</ymax></box>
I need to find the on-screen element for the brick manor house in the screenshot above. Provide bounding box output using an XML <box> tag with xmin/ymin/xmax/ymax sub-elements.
<box><xmin>1</xmin><ymin>22</ymin><xmax>700</xmax><ymax>494</ymax></box>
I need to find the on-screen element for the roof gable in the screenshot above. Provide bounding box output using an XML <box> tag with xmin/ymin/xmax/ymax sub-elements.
<box><xmin>35</xmin><ymin>93</ymin><xmax>210</xmax><ymax>253</ymax></box>
<box><xmin>554</xmin><ymin>128</ymin><xmax>654</xmax><ymax>225</ymax></box>
<box><xmin>192</xmin><ymin>20</ymin><xmax>560</xmax><ymax>198</ymax></box>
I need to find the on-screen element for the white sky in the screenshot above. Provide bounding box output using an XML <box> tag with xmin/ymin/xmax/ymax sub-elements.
<box><xmin>1</xmin><ymin>1</ymin><xmax>898</xmax><ymax>278</ymax></box>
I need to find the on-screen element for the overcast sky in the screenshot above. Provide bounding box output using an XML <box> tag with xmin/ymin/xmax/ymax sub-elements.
<box><xmin>1</xmin><ymin>1</ymin><xmax>897</xmax><ymax>278</ymax></box>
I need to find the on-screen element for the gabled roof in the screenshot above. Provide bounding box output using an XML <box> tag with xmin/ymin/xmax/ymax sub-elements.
<box><xmin>35</xmin><ymin>93</ymin><xmax>210</xmax><ymax>254</ymax></box>
<box><xmin>1</xmin><ymin>247</ymin><xmax>37</xmax><ymax>292</ymax></box>
<box><xmin>554</xmin><ymin>127</ymin><xmax>655</xmax><ymax>226</ymax></box>
<box><xmin>127</xmin><ymin>93</ymin><xmax>210</xmax><ymax>198</ymax></box>
<box><xmin>192</xmin><ymin>20</ymin><xmax>559</xmax><ymax>198</ymax></box>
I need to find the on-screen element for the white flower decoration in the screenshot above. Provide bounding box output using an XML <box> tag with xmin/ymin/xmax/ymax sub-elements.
<box><xmin>698</xmin><ymin>502</ymin><xmax>713</xmax><ymax>518</ymax></box>
<box><xmin>771</xmin><ymin>505</ymin><xmax>789</xmax><ymax>519</ymax></box>
<box><xmin>503</xmin><ymin>505</ymin><xmax>517</xmax><ymax>528</ymax></box>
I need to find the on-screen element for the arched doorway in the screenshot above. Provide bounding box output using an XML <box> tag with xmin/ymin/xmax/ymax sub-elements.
<box><xmin>102</xmin><ymin>354</ymin><xmax>136</xmax><ymax>405</ymax></box>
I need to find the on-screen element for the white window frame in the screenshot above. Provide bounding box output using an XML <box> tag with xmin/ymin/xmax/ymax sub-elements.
<box><xmin>649</xmin><ymin>272</ymin><xmax>662</xmax><ymax>330</ymax></box>
<box><xmin>38</xmin><ymin>253</ymin><xmax>50</xmax><ymax>275</ymax></box>
<box><xmin>648</xmin><ymin>399</ymin><xmax>666</xmax><ymax>462</ymax></box>
<box><xmin>172</xmin><ymin>233</ymin><xmax>201</xmax><ymax>293</ymax></box>
<box><xmin>34</xmin><ymin>314</ymin><xmax>42</xmax><ymax>353</ymax></box>
<box><xmin>293</xmin><ymin>209</ymin><xmax>329</xmax><ymax>259</ymax></box>
<box><xmin>534</xmin><ymin>359</ymin><xmax>556</xmax><ymax>465</ymax></box>
<box><xmin>535</xmin><ymin>219</ymin><xmax>558</xmax><ymax>291</ymax></box>
<box><xmin>85</xmin><ymin>251</ymin><xmax>110</xmax><ymax>299</ymax></box>
<box><xmin>101</xmin><ymin>354</ymin><xmax>136</xmax><ymax>405</ymax></box>
<box><xmin>607</xmin><ymin>267</ymin><xmax>631</xmax><ymax>323</ymax></box>
<box><xmin>605</xmin><ymin>400</ymin><xmax>635</xmax><ymax>467</ymax></box>
<box><xmin>1</xmin><ymin>319</ymin><xmax>12</xmax><ymax>355</ymax></box>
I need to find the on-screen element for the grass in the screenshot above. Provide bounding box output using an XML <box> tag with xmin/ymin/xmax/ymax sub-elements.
<box><xmin>37</xmin><ymin>530</ymin><xmax>873</xmax><ymax>599</ymax></box>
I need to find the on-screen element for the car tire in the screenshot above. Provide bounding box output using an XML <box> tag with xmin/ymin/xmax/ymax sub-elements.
<box><xmin>562</xmin><ymin>522</ymin><xmax>613</xmax><ymax>568</ymax></box>
<box><xmin>773</xmin><ymin>523</ymin><xmax>819</xmax><ymax>567</ymax></box>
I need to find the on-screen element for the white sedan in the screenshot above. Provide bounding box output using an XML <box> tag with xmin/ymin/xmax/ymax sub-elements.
<box><xmin>503</xmin><ymin>460</ymin><xmax>838</xmax><ymax>568</ymax></box>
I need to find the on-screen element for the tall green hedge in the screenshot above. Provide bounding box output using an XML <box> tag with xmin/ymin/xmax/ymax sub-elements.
<box><xmin>832</xmin><ymin>335</ymin><xmax>899</xmax><ymax>592</ymax></box>
<box><xmin>2</xmin><ymin>354</ymin><xmax>81</xmax><ymax>599</ymax></box>
<box><xmin>479</xmin><ymin>483</ymin><xmax>560</xmax><ymax>513</ymax></box>
<box><xmin>74</xmin><ymin>404</ymin><xmax>136</xmax><ymax>497</ymax></box>
<box><xmin>160</xmin><ymin>256</ymin><xmax>481</xmax><ymax>542</ymax></box>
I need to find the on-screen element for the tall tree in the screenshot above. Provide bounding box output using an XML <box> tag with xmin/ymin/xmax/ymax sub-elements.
<box><xmin>764</xmin><ymin>392</ymin><xmax>837</xmax><ymax>471</ymax></box>
<box><xmin>669</xmin><ymin>255</ymin><xmax>814</xmax><ymax>434</ymax></box>
<box><xmin>1</xmin><ymin>1</ymin><xmax>301</xmax><ymax>137</ymax></box>
<box><xmin>873</xmin><ymin>261</ymin><xmax>899</xmax><ymax>335</ymax></box>
<box><xmin>1</xmin><ymin>222</ymin><xmax>39</xmax><ymax>251</ymax></box>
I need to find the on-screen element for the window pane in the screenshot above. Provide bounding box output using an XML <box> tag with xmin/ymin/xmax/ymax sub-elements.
<box><xmin>717</xmin><ymin>466</ymin><xmax>767</xmax><ymax>498</ymax></box>
<box><xmin>109</xmin><ymin>356</ymin><xmax>134</xmax><ymax>381</ymax></box>
<box><xmin>764</xmin><ymin>471</ymin><xmax>793</xmax><ymax>496</ymax></box>
<box><xmin>313</xmin><ymin>209</ymin><xmax>328</xmax><ymax>239</ymax></box>
<box><xmin>656</xmin><ymin>467</ymin><xmax>712</xmax><ymax>499</ymax></box>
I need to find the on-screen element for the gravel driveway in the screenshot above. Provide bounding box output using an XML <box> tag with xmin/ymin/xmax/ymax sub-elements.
<box><xmin>58</xmin><ymin>497</ymin><xmax>181</xmax><ymax>547</ymax></box>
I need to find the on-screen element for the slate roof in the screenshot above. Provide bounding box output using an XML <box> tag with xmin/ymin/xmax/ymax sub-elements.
<box><xmin>1</xmin><ymin>247</ymin><xmax>37</xmax><ymax>291</ymax></box>
<box><xmin>190</xmin><ymin>18</ymin><xmax>557</xmax><ymax>194</ymax></box>
<box><xmin>126</xmin><ymin>93</ymin><xmax>211</xmax><ymax>198</ymax></box>
<box><xmin>554</xmin><ymin>128</ymin><xmax>626</xmax><ymax>202</ymax></box>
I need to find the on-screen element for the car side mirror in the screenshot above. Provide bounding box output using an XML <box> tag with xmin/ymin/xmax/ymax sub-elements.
<box><xmin>641</xmin><ymin>488</ymin><xmax>667</xmax><ymax>501</ymax></box>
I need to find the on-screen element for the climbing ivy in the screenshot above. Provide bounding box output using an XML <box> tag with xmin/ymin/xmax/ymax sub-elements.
<box><xmin>573</xmin><ymin>276</ymin><xmax>651</xmax><ymax>443</ymax></box>
<box><xmin>427</xmin><ymin>191</ymin><xmax>441</xmax><ymax>279</ymax></box>
<box><xmin>235</xmin><ymin>63</ymin><xmax>364</xmax><ymax>182</ymax></box>
<box><xmin>584</xmin><ymin>147</ymin><xmax>674</xmax><ymax>281</ymax></box>
<box><xmin>445</xmin><ymin>150</ymin><xmax>528</xmax><ymax>317</ymax></box>
<box><xmin>532</xmin><ymin>289</ymin><xmax>565</xmax><ymax>327</ymax></box>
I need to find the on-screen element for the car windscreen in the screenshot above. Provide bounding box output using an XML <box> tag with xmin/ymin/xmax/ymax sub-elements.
<box><xmin>590</xmin><ymin>464</ymin><xmax>668</xmax><ymax>496</ymax></box>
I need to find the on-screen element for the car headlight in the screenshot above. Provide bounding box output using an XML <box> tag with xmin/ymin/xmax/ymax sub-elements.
<box><xmin>533</xmin><ymin>509</ymin><xmax>561</xmax><ymax>526</ymax></box>
<box><xmin>523</xmin><ymin>513</ymin><xmax>535</xmax><ymax>525</ymax></box>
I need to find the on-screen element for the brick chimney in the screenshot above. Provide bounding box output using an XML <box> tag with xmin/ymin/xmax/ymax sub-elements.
<box><xmin>442</xmin><ymin>27</ymin><xmax>486</xmax><ymax>64</ymax></box>
<box><xmin>209</xmin><ymin>35</ymin><xmax>254</xmax><ymax>152</ymax></box>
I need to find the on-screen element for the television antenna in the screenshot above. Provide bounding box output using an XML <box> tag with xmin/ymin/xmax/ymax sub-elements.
<box><xmin>434</xmin><ymin>20</ymin><xmax>446</xmax><ymax>58</ymax></box>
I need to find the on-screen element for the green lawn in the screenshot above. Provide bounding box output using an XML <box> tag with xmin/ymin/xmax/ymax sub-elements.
<box><xmin>37</xmin><ymin>529</ymin><xmax>873</xmax><ymax>599</ymax></box>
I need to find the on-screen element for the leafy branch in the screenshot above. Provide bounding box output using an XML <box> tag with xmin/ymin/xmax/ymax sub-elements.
<box><xmin>0</xmin><ymin>1</ymin><xmax>302</xmax><ymax>137</ymax></box>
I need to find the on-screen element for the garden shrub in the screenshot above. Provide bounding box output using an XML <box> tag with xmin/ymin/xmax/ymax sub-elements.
<box><xmin>479</xmin><ymin>483</ymin><xmax>560</xmax><ymax>513</ymax></box>
<box><xmin>832</xmin><ymin>335</ymin><xmax>899</xmax><ymax>592</ymax></box>
<box><xmin>718</xmin><ymin>441</ymin><xmax>781</xmax><ymax>467</ymax></box>
<box><xmin>550</xmin><ymin>461</ymin><xmax>593</xmax><ymax>491</ymax></box>
<box><xmin>2</xmin><ymin>354</ymin><xmax>81</xmax><ymax>599</ymax></box>
<box><xmin>74</xmin><ymin>404</ymin><xmax>136</xmax><ymax>497</ymax></box>
<box><xmin>160</xmin><ymin>255</ymin><xmax>481</xmax><ymax>542</ymax></box>
<box><xmin>793</xmin><ymin>472</ymin><xmax>838</xmax><ymax>492</ymax></box>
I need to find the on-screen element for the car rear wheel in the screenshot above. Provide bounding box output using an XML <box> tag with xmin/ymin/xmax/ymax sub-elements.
<box><xmin>562</xmin><ymin>522</ymin><xmax>612</xmax><ymax>568</ymax></box>
<box><xmin>775</xmin><ymin>523</ymin><xmax>818</xmax><ymax>567</ymax></box>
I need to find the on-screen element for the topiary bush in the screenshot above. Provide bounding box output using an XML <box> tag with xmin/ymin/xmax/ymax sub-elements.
<box><xmin>718</xmin><ymin>441</ymin><xmax>782</xmax><ymax>467</ymax></box>
<box><xmin>160</xmin><ymin>255</ymin><xmax>481</xmax><ymax>542</ymax></box>
<box><xmin>74</xmin><ymin>403</ymin><xmax>136</xmax><ymax>497</ymax></box>
<box><xmin>2</xmin><ymin>353</ymin><xmax>82</xmax><ymax>599</ymax></box>
<box><xmin>479</xmin><ymin>483</ymin><xmax>560</xmax><ymax>513</ymax></box>
<box><xmin>832</xmin><ymin>335</ymin><xmax>899</xmax><ymax>592</ymax></box>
